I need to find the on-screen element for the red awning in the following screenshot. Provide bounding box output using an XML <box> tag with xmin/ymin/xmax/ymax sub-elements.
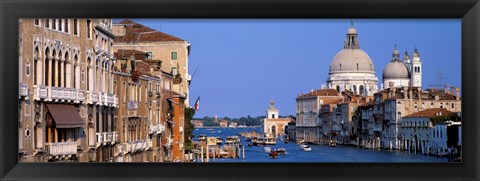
<box><xmin>46</xmin><ymin>104</ymin><xmax>84</xmax><ymax>128</ymax></box>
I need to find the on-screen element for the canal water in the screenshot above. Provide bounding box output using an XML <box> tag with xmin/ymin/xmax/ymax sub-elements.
<box><xmin>193</xmin><ymin>127</ymin><xmax>448</xmax><ymax>162</ymax></box>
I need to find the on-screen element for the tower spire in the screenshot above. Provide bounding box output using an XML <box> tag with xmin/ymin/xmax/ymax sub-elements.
<box><xmin>344</xmin><ymin>22</ymin><xmax>360</xmax><ymax>49</ymax></box>
<box><xmin>392</xmin><ymin>44</ymin><xmax>400</xmax><ymax>61</ymax></box>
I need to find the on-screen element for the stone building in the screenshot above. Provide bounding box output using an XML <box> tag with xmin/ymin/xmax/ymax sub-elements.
<box><xmin>18</xmin><ymin>19</ymin><xmax>118</xmax><ymax>162</ymax></box>
<box><xmin>401</xmin><ymin>108</ymin><xmax>460</xmax><ymax>155</ymax></box>
<box><xmin>112</xmin><ymin>49</ymin><xmax>164</xmax><ymax>162</ymax></box>
<box><xmin>376</xmin><ymin>84</ymin><xmax>461</xmax><ymax>150</ymax></box>
<box><xmin>263</xmin><ymin>99</ymin><xmax>292</xmax><ymax>138</ymax></box>
<box><xmin>172</xmin><ymin>92</ymin><xmax>186</xmax><ymax>162</ymax></box>
<box><xmin>295</xmin><ymin>89</ymin><xmax>343</xmax><ymax>142</ymax></box>
<box><xmin>112</xmin><ymin>20</ymin><xmax>192</xmax><ymax>106</ymax></box>
<box><xmin>326</xmin><ymin>23</ymin><xmax>379</xmax><ymax>96</ymax></box>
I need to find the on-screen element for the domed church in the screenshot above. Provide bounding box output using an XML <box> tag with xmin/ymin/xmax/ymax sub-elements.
<box><xmin>326</xmin><ymin>23</ymin><xmax>379</xmax><ymax>96</ymax></box>
<box><xmin>382</xmin><ymin>45</ymin><xmax>422</xmax><ymax>89</ymax></box>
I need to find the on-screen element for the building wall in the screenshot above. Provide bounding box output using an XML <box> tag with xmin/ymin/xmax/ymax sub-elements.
<box><xmin>113</xmin><ymin>41</ymin><xmax>191</xmax><ymax>106</ymax></box>
<box><xmin>18</xmin><ymin>19</ymin><xmax>118</xmax><ymax>162</ymax></box>
<box><xmin>172</xmin><ymin>95</ymin><xmax>186</xmax><ymax>162</ymax></box>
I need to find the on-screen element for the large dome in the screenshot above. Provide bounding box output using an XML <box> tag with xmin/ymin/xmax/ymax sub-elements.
<box><xmin>382</xmin><ymin>61</ymin><xmax>410</xmax><ymax>79</ymax></box>
<box><xmin>330</xmin><ymin>49</ymin><xmax>375</xmax><ymax>73</ymax></box>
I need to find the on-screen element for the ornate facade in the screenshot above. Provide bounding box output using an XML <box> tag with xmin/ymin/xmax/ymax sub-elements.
<box><xmin>18</xmin><ymin>19</ymin><xmax>118</xmax><ymax>162</ymax></box>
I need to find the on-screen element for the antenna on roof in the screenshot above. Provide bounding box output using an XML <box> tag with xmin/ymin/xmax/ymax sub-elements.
<box><xmin>350</xmin><ymin>20</ymin><xmax>354</xmax><ymax>27</ymax></box>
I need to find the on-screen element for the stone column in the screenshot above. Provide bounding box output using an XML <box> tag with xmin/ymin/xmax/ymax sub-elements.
<box><xmin>48</xmin><ymin>58</ymin><xmax>53</xmax><ymax>86</ymax></box>
<box><xmin>54</xmin><ymin>60</ymin><xmax>59</xmax><ymax>87</ymax></box>
<box><xmin>60</xmin><ymin>60</ymin><xmax>65</xmax><ymax>87</ymax></box>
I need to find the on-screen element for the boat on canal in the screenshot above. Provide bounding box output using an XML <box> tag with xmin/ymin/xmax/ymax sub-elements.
<box><xmin>216</xmin><ymin>137</ymin><xmax>223</xmax><ymax>145</ymax></box>
<box><xmin>198</xmin><ymin>134</ymin><xmax>207</xmax><ymax>141</ymax></box>
<box><xmin>276</xmin><ymin>148</ymin><xmax>286</xmax><ymax>154</ymax></box>
<box><xmin>269</xmin><ymin>150</ymin><xmax>278</xmax><ymax>158</ymax></box>
<box><xmin>329</xmin><ymin>140</ymin><xmax>336</xmax><ymax>147</ymax></box>
<box><xmin>303</xmin><ymin>145</ymin><xmax>312</xmax><ymax>151</ymax></box>
<box><xmin>225</xmin><ymin>136</ymin><xmax>241</xmax><ymax>144</ymax></box>
<box><xmin>265</xmin><ymin>137</ymin><xmax>276</xmax><ymax>145</ymax></box>
<box><xmin>253</xmin><ymin>137</ymin><xmax>267</xmax><ymax>146</ymax></box>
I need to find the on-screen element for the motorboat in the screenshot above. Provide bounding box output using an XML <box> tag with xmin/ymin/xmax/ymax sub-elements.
<box><xmin>265</xmin><ymin>137</ymin><xmax>276</xmax><ymax>145</ymax></box>
<box><xmin>276</xmin><ymin>148</ymin><xmax>286</xmax><ymax>154</ymax></box>
<box><xmin>303</xmin><ymin>145</ymin><xmax>312</xmax><ymax>151</ymax></box>
<box><xmin>299</xmin><ymin>144</ymin><xmax>308</xmax><ymax>148</ymax></box>
<box><xmin>269</xmin><ymin>150</ymin><xmax>278</xmax><ymax>158</ymax></box>
<box><xmin>216</xmin><ymin>137</ymin><xmax>223</xmax><ymax>145</ymax></box>
<box><xmin>225</xmin><ymin>136</ymin><xmax>241</xmax><ymax>145</ymax></box>
<box><xmin>329</xmin><ymin>140</ymin><xmax>336</xmax><ymax>147</ymax></box>
<box><xmin>197</xmin><ymin>134</ymin><xmax>207</xmax><ymax>142</ymax></box>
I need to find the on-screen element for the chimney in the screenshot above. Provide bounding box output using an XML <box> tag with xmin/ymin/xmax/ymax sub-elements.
<box><xmin>456</xmin><ymin>88</ymin><xmax>460</xmax><ymax>101</ymax></box>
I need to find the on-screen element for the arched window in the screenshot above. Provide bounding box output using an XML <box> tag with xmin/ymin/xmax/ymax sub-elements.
<box><xmin>44</xmin><ymin>48</ymin><xmax>50</xmax><ymax>86</ymax></box>
<box><xmin>73</xmin><ymin>55</ymin><xmax>78</xmax><ymax>88</ymax></box>
<box><xmin>25</xmin><ymin>61</ymin><xmax>30</xmax><ymax>76</ymax></box>
<box><xmin>51</xmin><ymin>50</ymin><xmax>56</xmax><ymax>86</ymax></box>
<box><xmin>57</xmin><ymin>51</ymin><xmax>62</xmax><ymax>87</ymax></box>
<box><xmin>359</xmin><ymin>85</ymin><xmax>364</xmax><ymax>95</ymax></box>
<box><xmin>64</xmin><ymin>52</ymin><xmax>69</xmax><ymax>87</ymax></box>
<box><xmin>418</xmin><ymin>66</ymin><xmax>421</xmax><ymax>73</ymax></box>
<box><xmin>336</xmin><ymin>85</ymin><xmax>340</xmax><ymax>93</ymax></box>
<box><xmin>339</xmin><ymin>64</ymin><xmax>342</xmax><ymax>70</ymax></box>
<box><xmin>87</xmin><ymin>57</ymin><xmax>91</xmax><ymax>90</ymax></box>
<box><xmin>356</xmin><ymin>63</ymin><xmax>359</xmax><ymax>70</ymax></box>
<box><xmin>34</xmin><ymin>47</ymin><xmax>40</xmax><ymax>85</ymax></box>
<box><xmin>353</xmin><ymin>85</ymin><xmax>357</xmax><ymax>94</ymax></box>
<box><xmin>397</xmin><ymin>112</ymin><xmax>401</xmax><ymax>121</ymax></box>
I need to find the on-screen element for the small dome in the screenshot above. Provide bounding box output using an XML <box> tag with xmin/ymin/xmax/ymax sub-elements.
<box><xmin>347</xmin><ymin>26</ymin><xmax>357</xmax><ymax>34</ymax></box>
<box><xmin>330</xmin><ymin>49</ymin><xmax>374</xmax><ymax>73</ymax></box>
<box><xmin>383</xmin><ymin>61</ymin><xmax>410</xmax><ymax>79</ymax></box>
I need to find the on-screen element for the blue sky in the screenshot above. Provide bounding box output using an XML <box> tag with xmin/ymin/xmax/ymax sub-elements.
<box><xmin>124</xmin><ymin>19</ymin><xmax>461</xmax><ymax>118</ymax></box>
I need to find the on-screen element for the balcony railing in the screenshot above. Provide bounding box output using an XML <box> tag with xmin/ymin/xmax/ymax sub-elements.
<box><xmin>96</xmin><ymin>132</ymin><xmax>103</xmax><ymax>147</ymax></box>
<box><xmin>84</xmin><ymin>91</ymin><xmax>118</xmax><ymax>107</ymax></box>
<box><xmin>112</xmin><ymin>132</ymin><xmax>118</xmax><ymax>144</ymax></box>
<box><xmin>130</xmin><ymin>140</ymin><xmax>147</xmax><ymax>152</ymax></box>
<box><xmin>33</xmin><ymin>85</ymin><xmax>86</xmax><ymax>103</ymax></box>
<box><xmin>19</xmin><ymin>83</ymin><xmax>28</xmax><ymax>97</ymax></box>
<box><xmin>149</xmin><ymin>124</ymin><xmax>165</xmax><ymax>134</ymax></box>
<box><xmin>45</xmin><ymin>142</ymin><xmax>78</xmax><ymax>156</ymax></box>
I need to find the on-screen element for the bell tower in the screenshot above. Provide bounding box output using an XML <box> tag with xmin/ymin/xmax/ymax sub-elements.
<box><xmin>266</xmin><ymin>99</ymin><xmax>279</xmax><ymax>119</ymax></box>
<box><xmin>411</xmin><ymin>48</ymin><xmax>422</xmax><ymax>87</ymax></box>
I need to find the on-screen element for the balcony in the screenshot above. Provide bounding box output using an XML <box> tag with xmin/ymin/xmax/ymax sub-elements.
<box><xmin>149</xmin><ymin>124</ymin><xmax>165</xmax><ymax>135</ymax></box>
<box><xmin>45</xmin><ymin>142</ymin><xmax>78</xmax><ymax>156</ymax></box>
<box><xmin>85</xmin><ymin>91</ymin><xmax>118</xmax><ymax>107</ymax></box>
<box><xmin>87</xmin><ymin>91</ymin><xmax>99</xmax><ymax>104</ymax></box>
<box><xmin>33</xmin><ymin>85</ymin><xmax>86</xmax><ymax>103</ymax></box>
<box><xmin>96</xmin><ymin>133</ymin><xmax>103</xmax><ymax>147</ymax></box>
<box><xmin>19</xmin><ymin>83</ymin><xmax>28</xmax><ymax>97</ymax></box>
<box><xmin>112</xmin><ymin>132</ymin><xmax>118</xmax><ymax>144</ymax></box>
<box><xmin>130</xmin><ymin>140</ymin><xmax>147</xmax><ymax>153</ymax></box>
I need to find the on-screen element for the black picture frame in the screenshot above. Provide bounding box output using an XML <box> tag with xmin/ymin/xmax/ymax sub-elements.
<box><xmin>1</xmin><ymin>0</ymin><xmax>478</xmax><ymax>181</ymax></box>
